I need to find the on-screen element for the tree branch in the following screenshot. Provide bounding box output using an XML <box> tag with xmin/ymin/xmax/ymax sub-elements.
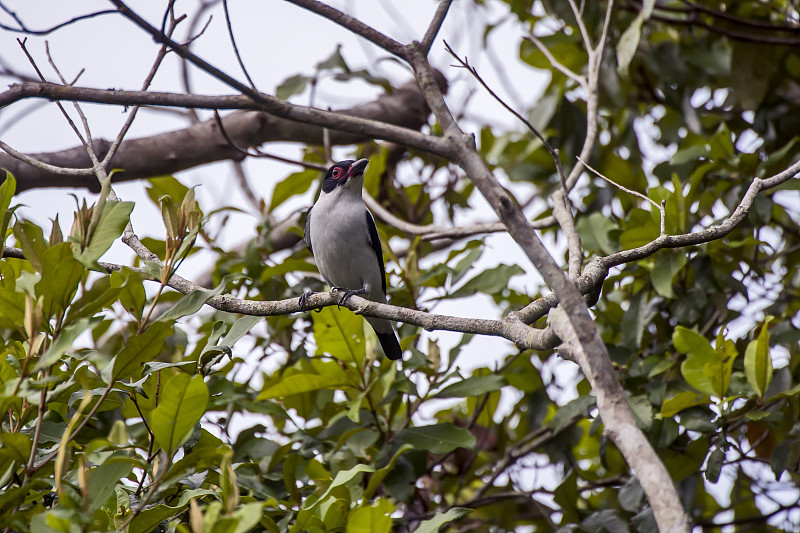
<box><xmin>0</xmin><ymin>76</ymin><xmax>444</xmax><ymax>191</ymax></box>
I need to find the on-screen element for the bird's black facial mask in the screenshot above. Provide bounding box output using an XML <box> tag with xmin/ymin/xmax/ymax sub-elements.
<box><xmin>322</xmin><ymin>159</ymin><xmax>368</xmax><ymax>193</ymax></box>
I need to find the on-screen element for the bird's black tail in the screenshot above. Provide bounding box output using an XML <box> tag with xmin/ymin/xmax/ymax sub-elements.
<box><xmin>376</xmin><ymin>331</ymin><xmax>403</xmax><ymax>360</ymax></box>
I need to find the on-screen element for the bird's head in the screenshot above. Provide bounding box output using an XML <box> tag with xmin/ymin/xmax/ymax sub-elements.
<box><xmin>321</xmin><ymin>158</ymin><xmax>368</xmax><ymax>194</ymax></box>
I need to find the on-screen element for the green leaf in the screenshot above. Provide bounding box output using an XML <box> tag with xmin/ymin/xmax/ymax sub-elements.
<box><xmin>362</xmin><ymin>445</ymin><xmax>413</xmax><ymax>500</ymax></box>
<box><xmin>220</xmin><ymin>315</ymin><xmax>263</xmax><ymax>346</ymax></box>
<box><xmin>33</xmin><ymin>317</ymin><xmax>100</xmax><ymax>372</ymax></box>
<box><xmin>87</xmin><ymin>458</ymin><xmax>134</xmax><ymax>514</ymax></box>
<box><xmin>64</xmin><ymin>274</ymin><xmax>124</xmax><ymax>323</ymax></box>
<box><xmin>616</xmin><ymin>0</ymin><xmax>654</xmax><ymax>76</ymax></box>
<box><xmin>675</xmin><ymin>326</ymin><xmax>718</xmax><ymax>396</ymax></box>
<box><xmin>0</xmin><ymin>171</ymin><xmax>15</xmax><ymax>246</ymax></box>
<box><xmin>309</xmin><ymin>464</ymin><xmax>375</xmax><ymax>510</ymax></box>
<box><xmin>744</xmin><ymin>321</ymin><xmax>773</xmax><ymax>398</ymax></box>
<box><xmin>316</xmin><ymin>44</ymin><xmax>349</xmax><ymax>71</ymax></box>
<box><xmin>158</xmin><ymin>274</ymin><xmax>243</xmax><ymax>322</ymax></box>
<box><xmin>111</xmin><ymin>322</ymin><xmax>174</xmax><ymax>380</ymax></box>
<box><xmin>731</xmin><ymin>42</ymin><xmax>775</xmax><ymax>110</ymax></box>
<box><xmin>149</xmin><ymin>372</ymin><xmax>209</xmax><ymax>454</ymax></box>
<box><xmin>346</xmin><ymin>498</ymin><xmax>393</xmax><ymax>533</ymax></box>
<box><xmin>448</xmin><ymin>264</ymin><xmax>524</xmax><ymax>299</ymax></box>
<box><xmin>660</xmin><ymin>391</ymin><xmax>710</xmax><ymax>417</ymax></box>
<box><xmin>618</xmin><ymin>477</ymin><xmax>643</xmax><ymax>513</ymax></box>
<box><xmin>232</xmin><ymin>502</ymin><xmax>267</xmax><ymax>533</ymax></box>
<box><xmin>73</xmin><ymin>200</ymin><xmax>134</xmax><ymax>269</ymax></box>
<box><xmin>314</xmin><ymin>306</ymin><xmax>366</xmax><ymax>364</ymax></box>
<box><xmin>434</xmin><ymin>375</ymin><xmax>506</xmax><ymax>398</ymax></box>
<box><xmin>619</xmin><ymin>208</ymin><xmax>659</xmax><ymax>250</ymax></box>
<box><xmin>651</xmin><ymin>251</ymin><xmax>687</xmax><ymax>298</ymax></box>
<box><xmin>36</xmin><ymin>242</ymin><xmax>84</xmax><ymax>318</ymax></box>
<box><xmin>396</xmin><ymin>423</ymin><xmax>476</xmax><ymax>454</ymax></box>
<box><xmin>257</xmin><ymin>373</ymin><xmax>351</xmax><ymax>400</ymax></box>
<box><xmin>111</xmin><ymin>268</ymin><xmax>147</xmax><ymax>320</ymax></box>
<box><xmin>413</xmin><ymin>508</ymin><xmax>472</xmax><ymax>533</ymax></box>
<box><xmin>621</xmin><ymin>290</ymin><xmax>648</xmax><ymax>350</ymax></box>
<box><xmin>576</xmin><ymin>212</ymin><xmax>618</xmax><ymax>255</ymax></box>
<box><xmin>147</xmin><ymin>175</ymin><xmax>190</xmax><ymax>206</ymax></box>
<box><xmin>705</xmin><ymin>444</ymin><xmax>725</xmax><ymax>483</ymax></box>
<box><xmin>129</xmin><ymin>503</ymin><xmax>186</xmax><ymax>533</ymax></box>
<box><xmin>662</xmin><ymin>437</ymin><xmax>709</xmax><ymax>483</ymax></box>
<box><xmin>0</xmin><ymin>433</ymin><xmax>31</xmax><ymax>463</ymax></box>
<box><xmin>276</xmin><ymin>74</ymin><xmax>312</xmax><ymax>100</ymax></box>
<box><xmin>706</xmin><ymin>332</ymin><xmax>737</xmax><ymax>399</ymax></box>
<box><xmin>770</xmin><ymin>439</ymin><xmax>800</xmax><ymax>478</ymax></box>
<box><xmin>270</xmin><ymin>168</ymin><xmax>318</xmax><ymax>211</ymax></box>
<box><xmin>13</xmin><ymin>220</ymin><xmax>47</xmax><ymax>272</ymax></box>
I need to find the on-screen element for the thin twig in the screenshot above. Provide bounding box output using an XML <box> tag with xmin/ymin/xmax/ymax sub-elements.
<box><xmin>577</xmin><ymin>156</ymin><xmax>667</xmax><ymax>236</ymax></box>
<box><xmin>420</xmin><ymin>0</ymin><xmax>453</xmax><ymax>54</ymax></box>
<box><xmin>522</xmin><ymin>34</ymin><xmax>586</xmax><ymax>89</ymax></box>
<box><xmin>0</xmin><ymin>6</ymin><xmax>116</xmax><ymax>35</ymax></box>
<box><xmin>0</xmin><ymin>140</ymin><xmax>94</xmax><ymax>176</ymax></box>
<box><xmin>222</xmin><ymin>0</ymin><xmax>257</xmax><ymax>89</ymax></box>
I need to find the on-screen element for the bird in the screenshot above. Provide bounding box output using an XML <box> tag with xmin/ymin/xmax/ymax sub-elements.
<box><xmin>301</xmin><ymin>158</ymin><xmax>403</xmax><ymax>361</ymax></box>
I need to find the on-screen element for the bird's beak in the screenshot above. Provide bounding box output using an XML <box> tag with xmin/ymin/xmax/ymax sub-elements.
<box><xmin>346</xmin><ymin>158</ymin><xmax>368</xmax><ymax>179</ymax></box>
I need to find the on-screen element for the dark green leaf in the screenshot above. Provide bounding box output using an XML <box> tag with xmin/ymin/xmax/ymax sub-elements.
<box><xmin>651</xmin><ymin>251</ymin><xmax>686</xmax><ymax>298</ymax></box>
<box><xmin>270</xmin><ymin>168</ymin><xmax>318</xmax><ymax>211</ymax></box>
<box><xmin>704</xmin><ymin>444</ymin><xmax>725</xmax><ymax>483</ymax></box>
<box><xmin>87</xmin><ymin>458</ymin><xmax>134</xmax><ymax>514</ymax></box>
<box><xmin>158</xmin><ymin>274</ymin><xmax>243</xmax><ymax>322</ymax></box>
<box><xmin>0</xmin><ymin>171</ymin><xmax>15</xmax><ymax>246</ymax></box>
<box><xmin>257</xmin><ymin>372</ymin><xmax>350</xmax><ymax>400</ymax></box>
<box><xmin>36</xmin><ymin>242</ymin><xmax>84</xmax><ymax>318</ymax></box>
<box><xmin>111</xmin><ymin>322</ymin><xmax>174</xmax><ymax>380</ymax></box>
<box><xmin>414</xmin><ymin>508</ymin><xmax>472</xmax><ymax>533</ymax></box>
<box><xmin>434</xmin><ymin>375</ymin><xmax>506</xmax><ymax>398</ymax></box>
<box><xmin>744</xmin><ymin>321</ymin><xmax>773</xmax><ymax>398</ymax></box>
<box><xmin>396</xmin><ymin>423</ymin><xmax>475</xmax><ymax>454</ymax></box>
<box><xmin>448</xmin><ymin>264</ymin><xmax>524</xmax><ymax>299</ymax></box>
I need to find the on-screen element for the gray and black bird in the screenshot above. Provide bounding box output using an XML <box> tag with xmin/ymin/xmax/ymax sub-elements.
<box><xmin>302</xmin><ymin>158</ymin><xmax>403</xmax><ymax>361</ymax></box>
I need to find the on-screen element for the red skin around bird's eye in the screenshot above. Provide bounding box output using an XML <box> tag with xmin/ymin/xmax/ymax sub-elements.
<box><xmin>332</xmin><ymin>167</ymin><xmax>341</xmax><ymax>178</ymax></box>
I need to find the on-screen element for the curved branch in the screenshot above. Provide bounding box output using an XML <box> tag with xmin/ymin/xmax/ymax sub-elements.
<box><xmin>283</xmin><ymin>0</ymin><xmax>408</xmax><ymax>60</ymax></box>
<box><xmin>0</xmin><ymin>77</ymin><xmax>445</xmax><ymax>191</ymax></box>
<box><xmin>0</xmin><ymin>243</ymin><xmax>556</xmax><ymax>351</ymax></box>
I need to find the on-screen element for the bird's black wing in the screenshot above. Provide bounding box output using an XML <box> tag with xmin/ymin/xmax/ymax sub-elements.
<box><xmin>365</xmin><ymin>210</ymin><xmax>387</xmax><ymax>295</ymax></box>
<box><xmin>303</xmin><ymin>206</ymin><xmax>313</xmax><ymax>254</ymax></box>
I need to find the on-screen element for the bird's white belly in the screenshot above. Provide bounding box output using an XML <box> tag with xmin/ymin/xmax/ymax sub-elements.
<box><xmin>310</xmin><ymin>199</ymin><xmax>385</xmax><ymax>303</ymax></box>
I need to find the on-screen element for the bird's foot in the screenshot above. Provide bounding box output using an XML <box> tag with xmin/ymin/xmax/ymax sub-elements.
<box><xmin>332</xmin><ymin>286</ymin><xmax>367</xmax><ymax>308</ymax></box>
<box><xmin>298</xmin><ymin>290</ymin><xmax>318</xmax><ymax>312</ymax></box>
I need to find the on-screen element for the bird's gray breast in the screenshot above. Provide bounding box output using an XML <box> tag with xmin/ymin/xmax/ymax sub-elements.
<box><xmin>309</xmin><ymin>192</ymin><xmax>385</xmax><ymax>302</ymax></box>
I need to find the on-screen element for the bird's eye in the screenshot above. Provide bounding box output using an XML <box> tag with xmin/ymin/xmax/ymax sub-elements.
<box><xmin>332</xmin><ymin>168</ymin><xmax>341</xmax><ymax>178</ymax></box>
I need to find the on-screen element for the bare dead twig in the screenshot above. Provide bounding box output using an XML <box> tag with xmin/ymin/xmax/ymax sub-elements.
<box><xmin>0</xmin><ymin>5</ymin><xmax>116</xmax><ymax>35</ymax></box>
<box><xmin>222</xmin><ymin>0</ymin><xmax>257</xmax><ymax>90</ymax></box>
<box><xmin>420</xmin><ymin>0</ymin><xmax>453</xmax><ymax>54</ymax></box>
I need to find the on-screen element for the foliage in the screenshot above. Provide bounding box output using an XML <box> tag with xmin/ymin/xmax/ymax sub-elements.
<box><xmin>1</xmin><ymin>1</ymin><xmax>800</xmax><ymax>532</ymax></box>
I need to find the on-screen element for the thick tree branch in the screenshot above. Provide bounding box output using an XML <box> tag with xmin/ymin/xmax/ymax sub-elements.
<box><xmin>0</xmin><ymin>77</ymin><xmax>445</xmax><ymax>191</ymax></box>
<box><xmin>404</xmin><ymin>7</ymin><xmax>690</xmax><ymax>531</ymax></box>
